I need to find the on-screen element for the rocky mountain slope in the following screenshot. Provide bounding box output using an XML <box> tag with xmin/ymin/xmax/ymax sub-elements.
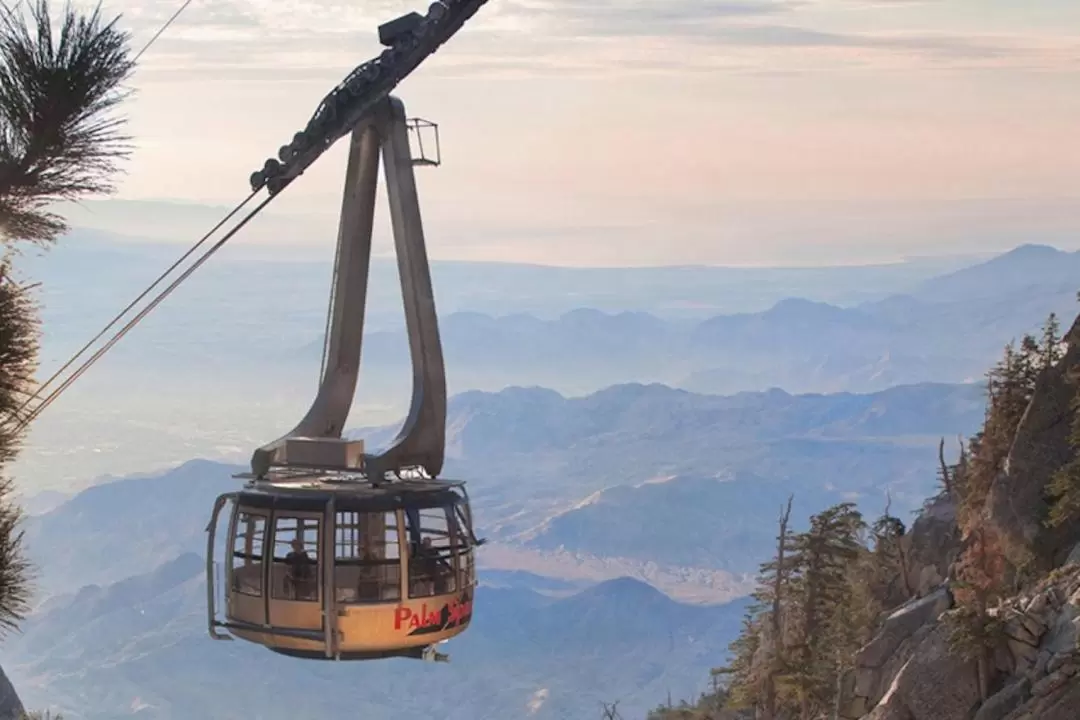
<box><xmin>839</xmin><ymin>311</ymin><xmax>1080</xmax><ymax>720</ymax></box>
<box><xmin>657</xmin><ymin>307</ymin><xmax>1080</xmax><ymax>720</ymax></box>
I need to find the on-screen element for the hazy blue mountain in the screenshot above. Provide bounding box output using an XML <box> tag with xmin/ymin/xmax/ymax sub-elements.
<box><xmin>289</xmin><ymin>248</ymin><xmax>1077</xmax><ymax>399</ymax></box>
<box><xmin>911</xmin><ymin>243</ymin><xmax>1080</xmax><ymax>304</ymax></box>
<box><xmin>22</xmin><ymin>210</ymin><xmax>979</xmax><ymax>322</ymax></box>
<box><xmin>21</xmin><ymin>378</ymin><xmax>983</xmax><ymax>603</ymax></box>
<box><xmin>17</xmin><ymin>489</ymin><xmax>70</xmax><ymax>516</ymax></box>
<box><xmin>516</xmin><ymin>472</ymin><xmax>845</xmax><ymax>572</ymax></box>
<box><xmin>6</xmin><ymin>556</ymin><xmax>747</xmax><ymax>720</ymax></box>
<box><xmin>360</xmin><ymin>381</ymin><xmax>985</xmax><ymax>570</ymax></box>
<box><xmin>21</xmin><ymin>459</ymin><xmax>241</xmax><ymax>596</ymax></box>
<box><xmin>10</xmin><ymin>238</ymin><xmax>1069</xmax><ymax>492</ymax></box>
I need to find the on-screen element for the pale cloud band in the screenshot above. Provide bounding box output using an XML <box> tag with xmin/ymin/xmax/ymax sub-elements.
<box><xmin>54</xmin><ymin>0</ymin><xmax>1080</xmax><ymax>76</ymax></box>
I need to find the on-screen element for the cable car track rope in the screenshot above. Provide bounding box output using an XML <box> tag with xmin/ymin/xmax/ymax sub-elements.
<box><xmin>8</xmin><ymin>189</ymin><xmax>268</xmax><ymax>433</ymax></box>
<box><xmin>1</xmin><ymin>0</ymin><xmax>490</xmax><ymax>433</ymax></box>
<box><xmin>133</xmin><ymin>0</ymin><xmax>196</xmax><ymax>63</ymax></box>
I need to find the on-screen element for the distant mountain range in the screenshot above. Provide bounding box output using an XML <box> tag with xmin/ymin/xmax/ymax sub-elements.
<box><xmin>11</xmin><ymin>375</ymin><xmax>990</xmax><ymax>718</ymax></box>
<box><xmin>10</xmin><ymin>241</ymin><xmax>1073</xmax><ymax>491</ymax></box>
<box><xmin>310</xmin><ymin>244</ymin><xmax>1079</xmax><ymax>398</ymax></box>
<box><xmin>24</xmin><ymin>379</ymin><xmax>985</xmax><ymax>601</ymax></box>
<box><xmin>6</xmin><ymin>552</ymin><xmax>747</xmax><ymax>720</ymax></box>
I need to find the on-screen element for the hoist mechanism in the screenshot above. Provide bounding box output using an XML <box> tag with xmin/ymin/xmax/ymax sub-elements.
<box><xmin>250</xmin><ymin>0</ymin><xmax>487</xmax><ymax>198</ymax></box>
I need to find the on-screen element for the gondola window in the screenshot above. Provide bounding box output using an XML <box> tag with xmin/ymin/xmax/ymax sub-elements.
<box><xmin>232</xmin><ymin>512</ymin><xmax>266</xmax><ymax>597</ymax></box>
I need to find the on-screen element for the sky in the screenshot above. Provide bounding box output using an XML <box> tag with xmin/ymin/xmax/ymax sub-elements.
<box><xmin>52</xmin><ymin>0</ymin><xmax>1080</xmax><ymax>266</ymax></box>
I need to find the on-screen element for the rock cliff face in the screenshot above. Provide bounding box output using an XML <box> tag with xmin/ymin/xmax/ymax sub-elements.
<box><xmin>838</xmin><ymin>311</ymin><xmax>1080</xmax><ymax>720</ymax></box>
<box><xmin>987</xmin><ymin>312</ymin><xmax>1080</xmax><ymax>571</ymax></box>
<box><xmin>841</xmin><ymin>563</ymin><xmax>1080</xmax><ymax>720</ymax></box>
<box><xmin>0</xmin><ymin>665</ymin><xmax>25</xmax><ymax>719</ymax></box>
<box><xmin>902</xmin><ymin>493</ymin><xmax>961</xmax><ymax>598</ymax></box>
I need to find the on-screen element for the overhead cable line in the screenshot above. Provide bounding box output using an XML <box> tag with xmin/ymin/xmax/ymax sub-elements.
<box><xmin>7</xmin><ymin>191</ymin><xmax>260</xmax><ymax>427</ymax></box>
<box><xmin>132</xmin><ymin>0</ymin><xmax>195</xmax><ymax>63</ymax></box>
<box><xmin>10</xmin><ymin>189</ymin><xmax>272</xmax><ymax>433</ymax></box>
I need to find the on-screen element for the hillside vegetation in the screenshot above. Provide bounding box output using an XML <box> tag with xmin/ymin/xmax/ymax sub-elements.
<box><xmin>646</xmin><ymin>305</ymin><xmax>1080</xmax><ymax>719</ymax></box>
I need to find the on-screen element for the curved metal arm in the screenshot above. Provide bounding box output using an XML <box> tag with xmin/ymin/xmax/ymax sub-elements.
<box><xmin>251</xmin><ymin>97</ymin><xmax>446</xmax><ymax>479</ymax></box>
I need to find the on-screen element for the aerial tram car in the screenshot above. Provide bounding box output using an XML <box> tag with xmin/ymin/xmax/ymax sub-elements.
<box><xmin>2</xmin><ymin>0</ymin><xmax>493</xmax><ymax>664</ymax></box>
<box><xmin>204</xmin><ymin>2</ymin><xmax>490</xmax><ymax>662</ymax></box>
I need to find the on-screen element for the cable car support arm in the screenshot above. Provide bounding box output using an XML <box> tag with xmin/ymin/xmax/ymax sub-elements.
<box><xmin>250</xmin><ymin>97</ymin><xmax>447</xmax><ymax>480</ymax></box>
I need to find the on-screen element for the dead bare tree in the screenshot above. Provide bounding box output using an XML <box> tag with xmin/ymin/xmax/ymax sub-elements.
<box><xmin>600</xmin><ymin>700</ymin><xmax>623</xmax><ymax>719</ymax></box>
<box><xmin>762</xmin><ymin>494</ymin><xmax>793</xmax><ymax>720</ymax></box>
<box><xmin>938</xmin><ymin>437</ymin><xmax>953</xmax><ymax>497</ymax></box>
<box><xmin>884</xmin><ymin>490</ymin><xmax>913</xmax><ymax>599</ymax></box>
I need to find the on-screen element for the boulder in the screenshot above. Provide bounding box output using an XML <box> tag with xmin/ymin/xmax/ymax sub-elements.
<box><xmin>1039</xmin><ymin>602</ymin><xmax>1079</xmax><ymax>655</ymax></box>
<box><xmin>1002</xmin><ymin>675</ymin><xmax>1080</xmax><ymax>720</ymax></box>
<box><xmin>865</xmin><ymin>622</ymin><xmax>981</xmax><ymax>720</ymax></box>
<box><xmin>973</xmin><ymin>677</ymin><xmax>1029</xmax><ymax>720</ymax></box>
<box><xmin>1067</xmin><ymin>542</ymin><xmax>1080</xmax><ymax>567</ymax></box>
<box><xmin>859</xmin><ymin>588</ymin><xmax>952</xmax><ymax>669</ymax></box>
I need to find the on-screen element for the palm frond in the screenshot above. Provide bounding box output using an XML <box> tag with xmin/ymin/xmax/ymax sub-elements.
<box><xmin>0</xmin><ymin>0</ymin><xmax>135</xmax><ymax>247</ymax></box>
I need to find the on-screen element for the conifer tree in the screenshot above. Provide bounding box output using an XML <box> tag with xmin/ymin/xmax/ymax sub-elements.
<box><xmin>0</xmin><ymin>0</ymin><xmax>135</xmax><ymax>633</ymax></box>
<box><xmin>718</xmin><ymin>495</ymin><xmax>795</xmax><ymax>718</ymax></box>
<box><xmin>868</xmin><ymin>493</ymin><xmax>911</xmax><ymax>606</ymax></box>
<box><xmin>781</xmin><ymin>503</ymin><xmax>866</xmax><ymax>719</ymax></box>
<box><xmin>1046</xmin><ymin>366</ymin><xmax>1080</xmax><ymax>529</ymax></box>
<box><xmin>946</xmin><ymin>336</ymin><xmax>1042</xmax><ymax>699</ymax></box>
<box><xmin>945</xmin><ymin>523</ymin><xmax>1006</xmax><ymax>701</ymax></box>
<box><xmin>1041</xmin><ymin>313</ymin><xmax>1063</xmax><ymax>369</ymax></box>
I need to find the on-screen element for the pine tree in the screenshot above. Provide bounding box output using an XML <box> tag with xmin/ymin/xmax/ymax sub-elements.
<box><xmin>946</xmin><ymin>338</ymin><xmax>1038</xmax><ymax>700</ymax></box>
<box><xmin>1046</xmin><ymin>367</ymin><xmax>1080</xmax><ymax>529</ymax></box>
<box><xmin>717</xmin><ymin>496</ymin><xmax>795</xmax><ymax>718</ymax></box>
<box><xmin>780</xmin><ymin>503</ymin><xmax>866</xmax><ymax>719</ymax></box>
<box><xmin>1041</xmin><ymin>313</ymin><xmax>1063</xmax><ymax>369</ymax></box>
<box><xmin>0</xmin><ymin>0</ymin><xmax>135</xmax><ymax>633</ymax></box>
<box><xmin>945</xmin><ymin>523</ymin><xmax>1007</xmax><ymax>701</ymax></box>
<box><xmin>868</xmin><ymin>492</ymin><xmax>911</xmax><ymax>606</ymax></box>
<box><xmin>0</xmin><ymin>265</ymin><xmax>36</xmax><ymax>632</ymax></box>
<box><xmin>761</xmin><ymin>495</ymin><xmax>793</xmax><ymax>720</ymax></box>
<box><xmin>958</xmin><ymin>339</ymin><xmax>1040</xmax><ymax>546</ymax></box>
<box><xmin>0</xmin><ymin>1</ymin><xmax>135</xmax><ymax>247</ymax></box>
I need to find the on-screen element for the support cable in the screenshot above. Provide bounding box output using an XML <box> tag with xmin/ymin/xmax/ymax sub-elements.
<box><xmin>9</xmin><ymin>189</ymin><xmax>272</xmax><ymax>433</ymax></box>
<box><xmin>133</xmin><ymin>0</ymin><xmax>195</xmax><ymax>63</ymax></box>
<box><xmin>7</xmin><ymin>190</ymin><xmax>260</xmax><ymax>426</ymax></box>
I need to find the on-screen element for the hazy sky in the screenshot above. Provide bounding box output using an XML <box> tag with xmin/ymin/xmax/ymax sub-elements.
<box><xmin>58</xmin><ymin>0</ymin><xmax>1080</xmax><ymax>266</ymax></box>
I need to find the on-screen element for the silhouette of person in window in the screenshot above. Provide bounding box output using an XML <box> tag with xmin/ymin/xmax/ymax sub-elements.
<box><xmin>412</xmin><ymin>537</ymin><xmax>453</xmax><ymax>595</ymax></box>
<box><xmin>356</xmin><ymin>538</ymin><xmax>381</xmax><ymax>601</ymax></box>
<box><xmin>284</xmin><ymin>537</ymin><xmax>316</xmax><ymax>600</ymax></box>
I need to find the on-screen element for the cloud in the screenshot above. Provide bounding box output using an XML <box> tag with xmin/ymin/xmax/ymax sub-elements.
<box><xmin>509</xmin><ymin>0</ymin><xmax>804</xmax><ymax>37</ymax></box>
<box><xmin>71</xmin><ymin>0</ymin><xmax>1078</xmax><ymax>77</ymax></box>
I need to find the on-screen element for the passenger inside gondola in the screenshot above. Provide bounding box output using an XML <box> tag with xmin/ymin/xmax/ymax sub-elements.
<box><xmin>285</xmin><ymin>537</ymin><xmax>317</xmax><ymax>600</ymax></box>
<box><xmin>356</xmin><ymin>538</ymin><xmax>381</xmax><ymax>601</ymax></box>
<box><xmin>409</xmin><ymin>535</ymin><xmax>455</xmax><ymax>596</ymax></box>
